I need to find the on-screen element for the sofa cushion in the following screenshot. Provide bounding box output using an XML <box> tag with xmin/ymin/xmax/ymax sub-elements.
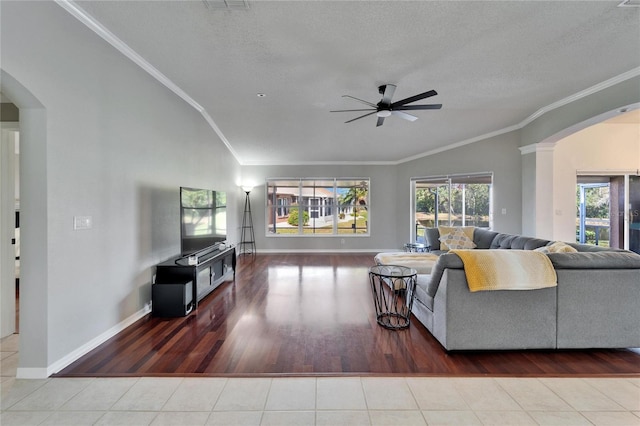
<box><xmin>567</xmin><ymin>242</ymin><xmax>626</xmax><ymax>252</ymax></box>
<box><xmin>490</xmin><ymin>233</ymin><xmax>513</xmax><ymax>249</ymax></box>
<box><xmin>439</xmin><ymin>228</ymin><xmax>477</xmax><ymax>250</ymax></box>
<box><xmin>489</xmin><ymin>233</ymin><xmax>551</xmax><ymax>250</ymax></box>
<box><xmin>473</xmin><ymin>228</ymin><xmax>499</xmax><ymax>249</ymax></box>
<box><xmin>547</xmin><ymin>251</ymin><xmax>640</xmax><ymax>269</ymax></box>
<box><xmin>425</xmin><ymin>227</ymin><xmax>441</xmax><ymax>251</ymax></box>
<box><xmin>523</xmin><ymin>238</ymin><xmax>552</xmax><ymax>250</ymax></box>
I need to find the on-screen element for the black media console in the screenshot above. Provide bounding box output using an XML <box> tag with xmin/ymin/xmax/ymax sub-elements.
<box><xmin>154</xmin><ymin>246</ymin><xmax>236</xmax><ymax>315</ymax></box>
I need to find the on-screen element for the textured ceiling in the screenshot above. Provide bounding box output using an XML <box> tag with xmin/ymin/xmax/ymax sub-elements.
<box><xmin>73</xmin><ymin>0</ymin><xmax>640</xmax><ymax>165</ymax></box>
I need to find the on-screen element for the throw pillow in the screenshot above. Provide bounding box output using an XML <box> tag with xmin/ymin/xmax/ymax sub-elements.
<box><xmin>548</xmin><ymin>241</ymin><xmax>578</xmax><ymax>253</ymax></box>
<box><xmin>439</xmin><ymin>227</ymin><xmax>477</xmax><ymax>250</ymax></box>
<box><xmin>438</xmin><ymin>226</ymin><xmax>475</xmax><ymax>250</ymax></box>
<box><xmin>534</xmin><ymin>246</ymin><xmax>550</xmax><ymax>253</ymax></box>
<box><xmin>535</xmin><ymin>241</ymin><xmax>578</xmax><ymax>253</ymax></box>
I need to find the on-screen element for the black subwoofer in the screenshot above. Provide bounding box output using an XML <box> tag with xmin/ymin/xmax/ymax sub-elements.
<box><xmin>152</xmin><ymin>281</ymin><xmax>193</xmax><ymax>317</ymax></box>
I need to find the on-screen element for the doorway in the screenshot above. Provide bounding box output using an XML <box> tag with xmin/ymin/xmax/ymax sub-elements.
<box><xmin>577</xmin><ymin>174</ymin><xmax>640</xmax><ymax>254</ymax></box>
<box><xmin>1</xmin><ymin>122</ymin><xmax>19</xmax><ymax>338</ymax></box>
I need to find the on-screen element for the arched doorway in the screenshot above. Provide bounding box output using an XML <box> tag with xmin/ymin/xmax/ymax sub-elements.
<box><xmin>553</xmin><ymin>108</ymin><xmax>640</xmax><ymax>253</ymax></box>
<box><xmin>1</xmin><ymin>69</ymin><xmax>50</xmax><ymax>378</ymax></box>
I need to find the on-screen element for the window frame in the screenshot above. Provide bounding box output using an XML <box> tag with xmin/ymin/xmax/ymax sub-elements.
<box><xmin>266</xmin><ymin>178</ymin><xmax>370</xmax><ymax>237</ymax></box>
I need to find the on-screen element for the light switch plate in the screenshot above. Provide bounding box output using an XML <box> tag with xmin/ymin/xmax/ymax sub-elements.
<box><xmin>74</xmin><ymin>216</ymin><xmax>92</xmax><ymax>230</ymax></box>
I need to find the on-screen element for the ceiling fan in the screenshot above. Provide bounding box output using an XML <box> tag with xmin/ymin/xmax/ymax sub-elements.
<box><xmin>331</xmin><ymin>84</ymin><xmax>442</xmax><ymax>127</ymax></box>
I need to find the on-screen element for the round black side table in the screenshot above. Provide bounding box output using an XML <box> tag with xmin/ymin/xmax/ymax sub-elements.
<box><xmin>368</xmin><ymin>265</ymin><xmax>418</xmax><ymax>330</ymax></box>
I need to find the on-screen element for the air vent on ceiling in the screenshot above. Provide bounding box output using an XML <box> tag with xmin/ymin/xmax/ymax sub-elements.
<box><xmin>618</xmin><ymin>0</ymin><xmax>640</xmax><ymax>7</ymax></box>
<box><xmin>203</xmin><ymin>0</ymin><xmax>249</xmax><ymax>10</ymax></box>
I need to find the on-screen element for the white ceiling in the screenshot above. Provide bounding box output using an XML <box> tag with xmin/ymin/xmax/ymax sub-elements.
<box><xmin>71</xmin><ymin>0</ymin><xmax>640</xmax><ymax>165</ymax></box>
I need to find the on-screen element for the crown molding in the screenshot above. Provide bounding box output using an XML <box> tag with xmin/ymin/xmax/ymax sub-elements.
<box><xmin>516</xmin><ymin>67</ymin><xmax>640</xmax><ymax>129</ymax></box>
<box><xmin>519</xmin><ymin>141</ymin><xmax>557</xmax><ymax>155</ymax></box>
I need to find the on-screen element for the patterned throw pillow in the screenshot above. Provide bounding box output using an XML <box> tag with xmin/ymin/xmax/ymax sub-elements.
<box><xmin>439</xmin><ymin>228</ymin><xmax>477</xmax><ymax>250</ymax></box>
<box><xmin>438</xmin><ymin>226</ymin><xmax>475</xmax><ymax>250</ymax></box>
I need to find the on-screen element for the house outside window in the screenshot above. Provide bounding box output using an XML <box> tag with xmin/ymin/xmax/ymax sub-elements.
<box><xmin>266</xmin><ymin>178</ymin><xmax>369</xmax><ymax>236</ymax></box>
<box><xmin>411</xmin><ymin>173</ymin><xmax>493</xmax><ymax>243</ymax></box>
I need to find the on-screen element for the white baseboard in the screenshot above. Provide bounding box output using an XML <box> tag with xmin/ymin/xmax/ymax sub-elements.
<box><xmin>15</xmin><ymin>367</ymin><xmax>49</xmax><ymax>380</ymax></box>
<box><xmin>16</xmin><ymin>305</ymin><xmax>152</xmax><ymax>379</ymax></box>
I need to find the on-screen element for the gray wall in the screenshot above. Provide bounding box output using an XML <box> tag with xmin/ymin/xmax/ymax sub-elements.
<box><xmin>243</xmin><ymin>130</ymin><xmax>523</xmax><ymax>253</ymax></box>
<box><xmin>1</xmin><ymin>2</ymin><xmax>241</xmax><ymax>373</ymax></box>
<box><xmin>396</xmin><ymin>131</ymin><xmax>524</xmax><ymax>244</ymax></box>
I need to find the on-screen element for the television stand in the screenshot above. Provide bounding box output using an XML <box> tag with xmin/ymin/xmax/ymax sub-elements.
<box><xmin>155</xmin><ymin>246</ymin><xmax>236</xmax><ymax>308</ymax></box>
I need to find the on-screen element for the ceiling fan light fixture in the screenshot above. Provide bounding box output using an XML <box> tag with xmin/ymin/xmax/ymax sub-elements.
<box><xmin>331</xmin><ymin>84</ymin><xmax>440</xmax><ymax>126</ymax></box>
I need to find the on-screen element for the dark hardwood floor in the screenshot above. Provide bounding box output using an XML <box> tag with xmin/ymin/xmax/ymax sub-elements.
<box><xmin>55</xmin><ymin>253</ymin><xmax>640</xmax><ymax>378</ymax></box>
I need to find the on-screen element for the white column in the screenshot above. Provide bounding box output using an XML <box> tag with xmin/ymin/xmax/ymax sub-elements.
<box><xmin>520</xmin><ymin>142</ymin><xmax>556</xmax><ymax>239</ymax></box>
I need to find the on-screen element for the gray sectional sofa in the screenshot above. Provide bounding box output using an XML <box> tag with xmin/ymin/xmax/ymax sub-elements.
<box><xmin>411</xmin><ymin>228</ymin><xmax>640</xmax><ymax>351</ymax></box>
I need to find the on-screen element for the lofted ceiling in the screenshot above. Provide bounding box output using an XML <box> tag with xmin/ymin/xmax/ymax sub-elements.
<box><xmin>70</xmin><ymin>0</ymin><xmax>640</xmax><ymax>165</ymax></box>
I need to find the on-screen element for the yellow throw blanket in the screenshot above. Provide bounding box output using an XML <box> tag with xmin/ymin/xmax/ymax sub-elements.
<box><xmin>449</xmin><ymin>250</ymin><xmax>557</xmax><ymax>292</ymax></box>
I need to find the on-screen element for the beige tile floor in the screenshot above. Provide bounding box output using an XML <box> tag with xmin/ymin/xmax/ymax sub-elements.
<box><xmin>2</xmin><ymin>334</ymin><xmax>640</xmax><ymax>426</ymax></box>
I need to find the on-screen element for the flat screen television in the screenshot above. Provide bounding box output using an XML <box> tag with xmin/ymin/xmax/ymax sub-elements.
<box><xmin>180</xmin><ymin>187</ymin><xmax>227</xmax><ymax>256</ymax></box>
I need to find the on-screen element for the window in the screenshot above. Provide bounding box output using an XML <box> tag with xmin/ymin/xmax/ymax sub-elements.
<box><xmin>266</xmin><ymin>178</ymin><xmax>369</xmax><ymax>236</ymax></box>
<box><xmin>412</xmin><ymin>173</ymin><xmax>493</xmax><ymax>242</ymax></box>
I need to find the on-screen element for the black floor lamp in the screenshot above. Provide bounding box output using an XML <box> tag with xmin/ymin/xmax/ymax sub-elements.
<box><xmin>239</xmin><ymin>186</ymin><xmax>256</xmax><ymax>258</ymax></box>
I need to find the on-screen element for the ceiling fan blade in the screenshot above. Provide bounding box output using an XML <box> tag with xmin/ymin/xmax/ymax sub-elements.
<box><xmin>376</xmin><ymin>116</ymin><xmax>385</xmax><ymax>127</ymax></box>
<box><xmin>394</xmin><ymin>104</ymin><xmax>442</xmax><ymax>110</ymax></box>
<box><xmin>391</xmin><ymin>89</ymin><xmax>438</xmax><ymax>108</ymax></box>
<box><xmin>344</xmin><ymin>110</ymin><xmax>377</xmax><ymax>124</ymax></box>
<box><xmin>330</xmin><ymin>108</ymin><xmax>376</xmax><ymax>113</ymax></box>
<box><xmin>391</xmin><ymin>111</ymin><xmax>418</xmax><ymax>122</ymax></box>
<box><xmin>342</xmin><ymin>95</ymin><xmax>377</xmax><ymax>108</ymax></box>
<box><xmin>380</xmin><ymin>84</ymin><xmax>396</xmax><ymax>106</ymax></box>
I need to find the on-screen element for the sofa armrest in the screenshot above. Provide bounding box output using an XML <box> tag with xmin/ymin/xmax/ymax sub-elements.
<box><xmin>426</xmin><ymin>253</ymin><xmax>464</xmax><ymax>297</ymax></box>
<box><xmin>547</xmin><ymin>251</ymin><xmax>640</xmax><ymax>269</ymax></box>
